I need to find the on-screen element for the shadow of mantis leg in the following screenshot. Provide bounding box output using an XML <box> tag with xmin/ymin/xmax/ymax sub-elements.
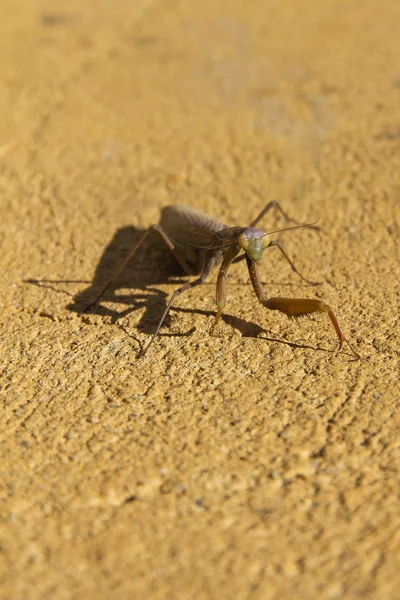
<box><xmin>82</xmin><ymin>225</ymin><xmax>195</xmax><ymax>313</ymax></box>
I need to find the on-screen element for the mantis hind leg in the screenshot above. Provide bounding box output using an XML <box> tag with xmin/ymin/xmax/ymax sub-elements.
<box><xmin>249</xmin><ymin>199</ymin><xmax>316</xmax><ymax>228</ymax></box>
<box><xmin>250</xmin><ymin>200</ymin><xmax>292</xmax><ymax>228</ymax></box>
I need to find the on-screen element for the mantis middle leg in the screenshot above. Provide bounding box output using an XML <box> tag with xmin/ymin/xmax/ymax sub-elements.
<box><xmin>140</xmin><ymin>252</ymin><xmax>217</xmax><ymax>356</ymax></box>
<box><xmin>213</xmin><ymin>244</ymin><xmax>241</xmax><ymax>326</ymax></box>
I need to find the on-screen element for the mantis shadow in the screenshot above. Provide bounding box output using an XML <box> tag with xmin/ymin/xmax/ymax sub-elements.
<box><xmin>173</xmin><ymin>307</ymin><xmax>342</xmax><ymax>355</ymax></box>
<box><xmin>66</xmin><ymin>225</ymin><xmax>192</xmax><ymax>333</ymax></box>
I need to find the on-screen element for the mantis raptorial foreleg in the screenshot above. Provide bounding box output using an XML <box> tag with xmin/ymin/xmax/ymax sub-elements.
<box><xmin>82</xmin><ymin>225</ymin><xmax>195</xmax><ymax>313</ymax></box>
<box><xmin>245</xmin><ymin>256</ymin><xmax>360</xmax><ymax>357</ymax></box>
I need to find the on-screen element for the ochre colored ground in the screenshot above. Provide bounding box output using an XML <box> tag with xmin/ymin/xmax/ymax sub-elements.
<box><xmin>1</xmin><ymin>1</ymin><xmax>399</xmax><ymax>598</ymax></box>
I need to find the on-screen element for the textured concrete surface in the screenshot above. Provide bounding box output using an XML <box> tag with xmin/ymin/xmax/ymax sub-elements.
<box><xmin>1</xmin><ymin>0</ymin><xmax>399</xmax><ymax>598</ymax></box>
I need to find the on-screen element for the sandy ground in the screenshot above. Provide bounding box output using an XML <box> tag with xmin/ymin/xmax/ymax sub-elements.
<box><xmin>1</xmin><ymin>0</ymin><xmax>399</xmax><ymax>598</ymax></box>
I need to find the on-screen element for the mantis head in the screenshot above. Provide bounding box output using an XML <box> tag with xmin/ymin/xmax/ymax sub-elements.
<box><xmin>238</xmin><ymin>228</ymin><xmax>270</xmax><ymax>261</ymax></box>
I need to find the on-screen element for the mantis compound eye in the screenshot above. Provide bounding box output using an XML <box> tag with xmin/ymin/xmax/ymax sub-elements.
<box><xmin>238</xmin><ymin>232</ymin><xmax>250</xmax><ymax>252</ymax></box>
<box><xmin>263</xmin><ymin>235</ymin><xmax>271</xmax><ymax>248</ymax></box>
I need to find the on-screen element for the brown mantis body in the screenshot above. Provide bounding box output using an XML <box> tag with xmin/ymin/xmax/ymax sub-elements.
<box><xmin>83</xmin><ymin>202</ymin><xmax>359</xmax><ymax>358</ymax></box>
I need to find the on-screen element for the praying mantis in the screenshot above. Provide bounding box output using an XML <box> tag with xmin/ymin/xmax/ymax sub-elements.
<box><xmin>82</xmin><ymin>201</ymin><xmax>359</xmax><ymax>358</ymax></box>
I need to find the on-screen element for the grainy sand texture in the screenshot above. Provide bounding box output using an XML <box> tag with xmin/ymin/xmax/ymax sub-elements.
<box><xmin>1</xmin><ymin>1</ymin><xmax>399</xmax><ymax>598</ymax></box>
